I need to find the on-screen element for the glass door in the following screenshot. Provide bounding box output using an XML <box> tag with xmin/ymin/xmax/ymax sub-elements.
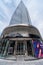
<box><xmin>16</xmin><ymin>41</ymin><xmax>25</xmax><ymax>55</ymax></box>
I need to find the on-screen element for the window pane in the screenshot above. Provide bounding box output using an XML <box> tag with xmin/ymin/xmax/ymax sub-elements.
<box><xmin>7</xmin><ymin>41</ymin><xmax>15</xmax><ymax>56</ymax></box>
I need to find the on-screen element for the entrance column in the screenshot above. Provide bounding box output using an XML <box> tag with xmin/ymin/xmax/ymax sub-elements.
<box><xmin>14</xmin><ymin>41</ymin><xmax>17</xmax><ymax>56</ymax></box>
<box><xmin>24</xmin><ymin>41</ymin><xmax>27</xmax><ymax>56</ymax></box>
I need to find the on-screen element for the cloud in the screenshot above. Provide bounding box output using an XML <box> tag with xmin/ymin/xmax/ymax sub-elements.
<box><xmin>36</xmin><ymin>20</ymin><xmax>43</xmax><ymax>38</ymax></box>
<box><xmin>0</xmin><ymin>1</ymin><xmax>9</xmax><ymax>18</ymax></box>
<box><xmin>0</xmin><ymin>21</ymin><xmax>4</xmax><ymax>33</ymax></box>
<box><xmin>3</xmin><ymin>0</ymin><xmax>12</xmax><ymax>4</ymax></box>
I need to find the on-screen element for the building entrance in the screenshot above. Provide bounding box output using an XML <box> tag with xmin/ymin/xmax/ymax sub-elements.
<box><xmin>2</xmin><ymin>38</ymin><xmax>33</xmax><ymax>57</ymax></box>
<box><xmin>16</xmin><ymin>41</ymin><xmax>25</xmax><ymax>55</ymax></box>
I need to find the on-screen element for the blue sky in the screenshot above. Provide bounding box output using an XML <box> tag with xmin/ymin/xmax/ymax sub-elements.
<box><xmin>0</xmin><ymin>0</ymin><xmax>43</xmax><ymax>38</ymax></box>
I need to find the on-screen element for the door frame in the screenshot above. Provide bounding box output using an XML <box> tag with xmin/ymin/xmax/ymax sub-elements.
<box><xmin>15</xmin><ymin>40</ymin><xmax>26</xmax><ymax>55</ymax></box>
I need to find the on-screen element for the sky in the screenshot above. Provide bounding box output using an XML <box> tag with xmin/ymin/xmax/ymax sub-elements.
<box><xmin>0</xmin><ymin>0</ymin><xmax>43</xmax><ymax>38</ymax></box>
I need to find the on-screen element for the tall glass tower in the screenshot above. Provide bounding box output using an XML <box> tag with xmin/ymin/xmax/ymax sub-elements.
<box><xmin>9</xmin><ymin>1</ymin><xmax>31</xmax><ymax>26</ymax></box>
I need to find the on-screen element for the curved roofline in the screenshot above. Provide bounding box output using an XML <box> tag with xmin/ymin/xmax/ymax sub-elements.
<box><xmin>3</xmin><ymin>24</ymin><xmax>35</xmax><ymax>31</ymax></box>
<box><xmin>8</xmin><ymin>24</ymin><xmax>31</xmax><ymax>28</ymax></box>
<box><xmin>1</xmin><ymin>24</ymin><xmax>42</xmax><ymax>39</ymax></box>
<box><xmin>2</xmin><ymin>24</ymin><xmax>40</xmax><ymax>34</ymax></box>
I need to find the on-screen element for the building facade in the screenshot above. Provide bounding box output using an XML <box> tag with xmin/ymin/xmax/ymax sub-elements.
<box><xmin>0</xmin><ymin>1</ymin><xmax>43</xmax><ymax>60</ymax></box>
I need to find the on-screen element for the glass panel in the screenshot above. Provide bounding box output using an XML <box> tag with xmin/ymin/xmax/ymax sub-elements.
<box><xmin>16</xmin><ymin>42</ymin><xmax>25</xmax><ymax>55</ymax></box>
<box><xmin>7</xmin><ymin>41</ymin><xmax>15</xmax><ymax>56</ymax></box>
<box><xmin>0</xmin><ymin>39</ymin><xmax>9</xmax><ymax>57</ymax></box>
<box><xmin>27</xmin><ymin>40</ymin><xmax>32</xmax><ymax>56</ymax></box>
<box><xmin>0</xmin><ymin>40</ymin><xmax>2</xmax><ymax>54</ymax></box>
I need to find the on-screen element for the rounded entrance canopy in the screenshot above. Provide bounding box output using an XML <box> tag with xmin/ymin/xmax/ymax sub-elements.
<box><xmin>2</xmin><ymin>25</ymin><xmax>41</xmax><ymax>39</ymax></box>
